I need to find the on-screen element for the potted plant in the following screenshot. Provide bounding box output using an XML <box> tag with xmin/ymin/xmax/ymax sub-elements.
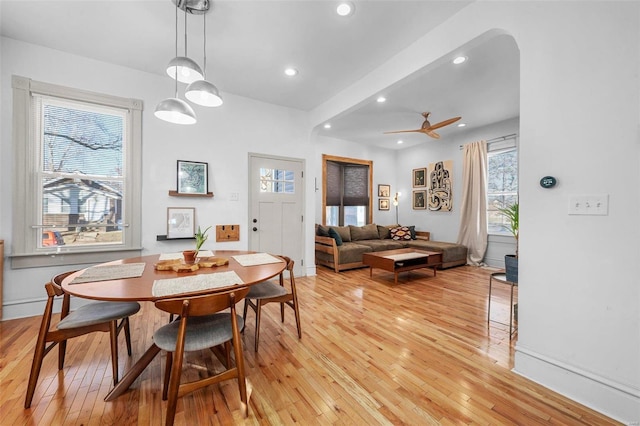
<box><xmin>183</xmin><ymin>225</ymin><xmax>211</xmax><ymax>264</ymax></box>
<box><xmin>497</xmin><ymin>202</ymin><xmax>518</xmax><ymax>283</ymax></box>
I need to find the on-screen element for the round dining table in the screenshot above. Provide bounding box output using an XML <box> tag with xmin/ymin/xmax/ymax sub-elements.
<box><xmin>61</xmin><ymin>250</ymin><xmax>286</xmax><ymax>401</ymax></box>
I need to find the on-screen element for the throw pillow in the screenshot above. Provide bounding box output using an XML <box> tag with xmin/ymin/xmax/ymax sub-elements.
<box><xmin>316</xmin><ymin>224</ymin><xmax>330</xmax><ymax>237</ymax></box>
<box><xmin>328</xmin><ymin>227</ymin><xmax>343</xmax><ymax>246</ymax></box>
<box><xmin>407</xmin><ymin>225</ymin><xmax>416</xmax><ymax>239</ymax></box>
<box><xmin>329</xmin><ymin>226</ymin><xmax>351</xmax><ymax>242</ymax></box>
<box><xmin>377</xmin><ymin>225</ymin><xmax>391</xmax><ymax>239</ymax></box>
<box><xmin>390</xmin><ymin>226</ymin><xmax>412</xmax><ymax>241</ymax></box>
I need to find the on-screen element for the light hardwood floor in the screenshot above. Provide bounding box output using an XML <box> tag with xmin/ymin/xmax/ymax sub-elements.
<box><xmin>1</xmin><ymin>265</ymin><xmax>618</xmax><ymax>425</ymax></box>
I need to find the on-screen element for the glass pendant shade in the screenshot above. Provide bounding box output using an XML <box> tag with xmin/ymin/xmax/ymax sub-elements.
<box><xmin>166</xmin><ymin>56</ymin><xmax>204</xmax><ymax>84</ymax></box>
<box><xmin>154</xmin><ymin>97</ymin><xmax>197</xmax><ymax>125</ymax></box>
<box><xmin>185</xmin><ymin>79</ymin><xmax>223</xmax><ymax>107</ymax></box>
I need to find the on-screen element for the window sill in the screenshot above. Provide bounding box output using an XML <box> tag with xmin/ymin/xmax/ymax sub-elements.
<box><xmin>10</xmin><ymin>247</ymin><xmax>143</xmax><ymax>269</ymax></box>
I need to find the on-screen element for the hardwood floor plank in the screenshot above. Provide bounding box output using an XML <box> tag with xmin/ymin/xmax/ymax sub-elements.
<box><xmin>3</xmin><ymin>265</ymin><xmax>621</xmax><ymax>425</ymax></box>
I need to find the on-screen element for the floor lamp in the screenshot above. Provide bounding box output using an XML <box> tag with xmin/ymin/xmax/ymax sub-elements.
<box><xmin>393</xmin><ymin>192</ymin><xmax>401</xmax><ymax>224</ymax></box>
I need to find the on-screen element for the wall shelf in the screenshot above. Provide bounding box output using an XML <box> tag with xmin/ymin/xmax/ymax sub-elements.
<box><xmin>156</xmin><ymin>235</ymin><xmax>195</xmax><ymax>241</ymax></box>
<box><xmin>168</xmin><ymin>190</ymin><xmax>213</xmax><ymax>198</ymax></box>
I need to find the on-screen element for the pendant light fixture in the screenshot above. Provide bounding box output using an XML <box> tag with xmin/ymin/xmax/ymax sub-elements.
<box><xmin>166</xmin><ymin>1</ymin><xmax>203</xmax><ymax>84</ymax></box>
<box><xmin>155</xmin><ymin>1</ymin><xmax>197</xmax><ymax>124</ymax></box>
<box><xmin>185</xmin><ymin>11</ymin><xmax>223</xmax><ymax>107</ymax></box>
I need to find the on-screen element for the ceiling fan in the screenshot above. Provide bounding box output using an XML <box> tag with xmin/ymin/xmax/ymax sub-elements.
<box><xmin>384</xmin><ymin>112</ymin><xmax>461</xmax><ymax>139</ymax></box>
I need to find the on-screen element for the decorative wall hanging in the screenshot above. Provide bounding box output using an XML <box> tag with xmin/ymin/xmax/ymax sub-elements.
<box><xmin>413</xmin><ymin>168</ymin><xmax>426</xmax><ymax>187</ymax></box>
<box><xmin>427</xmin><ymin>160</ymin><xmax>453</xmax><ymax>211</ymax></box>
<box><xmin>177</xmin><ymin>160</ymin><xmax>208</xmax><ymax>195</ymax></box>
<box><xmin>379</xmin><ymin>199</ymin><xmax>390</xmax><ymax>210</ymax></box>
<box><xmin>378</xmin><ymin>184</ymin><xmax>390</xmax><ymax>197</ymax></box>
<box><xmin>412</xmin><ymin>190</ymin><xmax>426</xmax><ymax>210</ymax></box>
<box><xmin>167</xmin><ymin>207</ymin><xmax>195</xmax><ymax>239</ymax></box>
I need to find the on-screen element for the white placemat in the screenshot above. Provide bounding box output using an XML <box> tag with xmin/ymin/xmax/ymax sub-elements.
<box><xmin>158</xmin><ymin>250</ymin><xmax>215</xmax><ymax>260</ymax></box>
<box><xmin>384</xmin><ymin>253</ymin><xmax>428</xmax><ymax>261</ymax></box>
<box><xmin>232</xmin><ymin>253</ymin><xmax>282</xmax><ymax>267</ymax></box>
<box><xmin>69</xmin><ymin>263</ymin><xmax>146</xmax><ymax>284</ymax></box>
<box><xmin>152</xmin><ymin>271</ymin><xmax>244</xmax><ymax>297</ymax></box>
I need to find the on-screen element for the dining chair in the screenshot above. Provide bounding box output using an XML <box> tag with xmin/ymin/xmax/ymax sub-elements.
<box><xmin>153</xmin><ymin>287</ymin><xmax>250</xmax><ymax>425</ymax></box>
<box><xmin>242</xmin><ymin>255</ymin><xmax>302</xmax><ymax>352</ymax></box>
<box><xmin>24</xmin><ymin>271</ymin><xmax>141</xmax><ymax>408</ymax></box>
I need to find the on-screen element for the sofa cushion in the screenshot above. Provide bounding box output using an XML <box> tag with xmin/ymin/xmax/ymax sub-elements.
<box><xmin>350</xmin><ymin>224</ymin><xmax>379</xmax><ymax>241</ymax></box>
<box><xmin>406</xmin><ymin>240</ymin><xmax>468</xmax><ymax>264</ymax></box>
<box><xmin>329</xmin><ymin>226</ymin><xmax>351</xmax><ymax>242</ymax></box>
<box><xmin>391</xmin><ymin>226</ymin><xmax>412</xmax><ymax>241</ymax></box>
<box><xmin>356</xmin><ymin>240</ymin><xmax>406</xmax><ymax>251</ymax></box>
<box><xmin>338</xmin><ymin>242</ymin><xmax>373</xmax><ymax>264</ymax></box>
<box><xmin>328</xmin><ymin>227</ymin><xmax>343</xmax><ymax>246</ymax></box>
<box><xmin>377</xmin><ymin>225</ymin><xmax>391</xmax><ymax>239</ymax></box>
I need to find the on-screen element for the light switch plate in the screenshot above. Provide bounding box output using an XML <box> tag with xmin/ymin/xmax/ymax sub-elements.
<box><xmin>568</xmin><ymin>194</ymin><xmax>609</xmax><ymax>215</ymax></box>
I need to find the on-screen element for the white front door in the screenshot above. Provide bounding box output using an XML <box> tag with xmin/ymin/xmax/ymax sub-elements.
<box><xmin>249</xmin><ymin>154</ymin><xmax>304</xmax><ymax>276</ymax></box>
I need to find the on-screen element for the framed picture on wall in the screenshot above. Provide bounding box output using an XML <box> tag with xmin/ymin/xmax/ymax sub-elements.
<box><xmin>379</xmin><ymin>198</ymin><xmax>390</xmax><ymax>210</ymax></box>
<box><xmin>167</xmin><ymin>207</ymin><xmax>195</xmax><ymax>239</ymax></box>
<box><xmin>177</xmin><ymin>160</ymin><xmax>208</xmax><ymax>195</ymax></box>
<box><xmin>378</xmin><ymin>184</ymin><xmax>390</xmax><ymax>197</ymax></box>
<box><xmin>413</xmin><ymin>168</ymin><xmax>426</xmax><ymax>187</ymax></box>
<box><xmin>412</xmin><ymin>190</ymin><xmax>427</xmax><ymax>210</ymax></box>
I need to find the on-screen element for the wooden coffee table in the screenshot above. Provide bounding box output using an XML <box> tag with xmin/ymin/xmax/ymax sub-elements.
<box><xmin>362</xmin><ymin>248</ymin><xmax>443</xmax><ymax>284</ymax></box>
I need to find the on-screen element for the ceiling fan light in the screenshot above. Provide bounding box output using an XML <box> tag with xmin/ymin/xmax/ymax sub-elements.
<box><xmin>154</xmin><ymin>97</ymin><xmax>197</xmax><ymax>124</ymax></box>
<box><xmin>185</xmin><ymin>79</ymin><xmax>223</xmax><ymax>107</ymax></box>
<box><xmin>166</xmin><ymin>56</ymin><xmax>204</xmax><ymax>84</ymax></box>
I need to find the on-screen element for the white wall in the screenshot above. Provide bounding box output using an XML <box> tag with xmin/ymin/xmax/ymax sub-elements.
<box><xmin>309</xmin><ymin>2</ymin><xmax>640</xmax><ymax>423</ymax></box>
<box><xmin>0</xmin><ymin>37</ymin><xmax>314</xmax><ymax>319</ymax></box>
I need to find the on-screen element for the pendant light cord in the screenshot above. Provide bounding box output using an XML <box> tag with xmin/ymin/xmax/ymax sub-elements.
<box><xmin>202</xmin><ymin>13</ymin><xmax>207</xmax><ymax>78</ymax></box>
<box><xmin>174</xmin><ymin>0</ymin><xmax>179</xmax><ymax>97</ymax></box>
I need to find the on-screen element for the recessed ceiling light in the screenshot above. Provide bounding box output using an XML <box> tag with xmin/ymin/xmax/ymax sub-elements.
<box><xmin>397</xmin><ymin>140</ymin><xmax>403</xmax><ymax>144</ymax></box>
<box><xmin>284</xmin><ymin>67</ymin><xmax>298</xmax><ymax>77</ymax></box>
<box><xmin>324</xmin><ymin>123</ymin><xmax>332</xmax><ymax>129</ymax></box>
<box><xmin>376</xmin><ymin>96</ymin><xmax>386</xmax><ymax>103</ymax></box>
<box><xmin>457</xmin><ymin>123</ymin><xmax>466</xmax><ymax>127</ymax></box>
<box><xmin>336</xmin><ymin>2</ymin><xmax>355</xmax><ymax>17</ymax></box>
<box><xmin>453</xmin><ymin>56</ymin><xmax>467</xmax><ymax>65</ymax></box>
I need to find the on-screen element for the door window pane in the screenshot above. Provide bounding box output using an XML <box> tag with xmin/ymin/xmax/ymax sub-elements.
<box><xmin>260</xmin><ymin>168</ymin><xmax>295</xmax><ymax>193</ymax></box>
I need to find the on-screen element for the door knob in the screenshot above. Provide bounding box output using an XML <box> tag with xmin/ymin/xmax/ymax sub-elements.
<box><xmin>252</xmin><ymin>218</ymin><xmax>258</xmax><ymax>223</ymax></box>
<box><xmin>253</xmin><ymin>227</ymin><xmax>258</xmax><ymax>232</ymax></box>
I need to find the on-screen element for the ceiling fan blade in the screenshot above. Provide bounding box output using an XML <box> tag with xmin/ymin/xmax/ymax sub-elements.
<box><xmin>426</xmin><ymin>130</ymin><xmax>440</xmax><ymax>139</ymax></box>
<box><xmin>427</xmin><ymin>116</ymin><xmax>461</xmax><ymax>131</ymax></box>
<box><xmin>383</xmin><ymin>129</ymin><xmax>424</xmax><ymax>134</ymax></box>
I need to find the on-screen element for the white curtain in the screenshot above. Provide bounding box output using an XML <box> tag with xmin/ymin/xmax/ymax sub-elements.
<box><xmin>457</xmin><ymin>140</ymin><xmax>488</xmax><ymax>265</ymax></box>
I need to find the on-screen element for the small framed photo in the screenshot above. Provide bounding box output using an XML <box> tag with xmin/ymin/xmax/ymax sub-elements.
<box><xmin>378</xmin><ymin>184</ymin><xmax>391</xmax><ymax>198</ymax></box>
<box><xmin>379</xmin><ymin>198</ymin><xmax>390</xmax><ymax>210</ymax></box>
<box><xmin>413</xmin><ymin>168</ymin><xmax>426</xmax><ymax>187</ymax></box>
<box><xmin>412</xmin><ymin>190</ymin><xmax>427</xmax><ymax>210</ymax></box>
<box><xmin>177</xmin><ymin>160</ymin><xmax>208</xmax><ymax>195</ymax></box>
<box><xmin>167</xmin><ymin>207</ymin><xmax>195</xmax><ymax>239</ymax></box>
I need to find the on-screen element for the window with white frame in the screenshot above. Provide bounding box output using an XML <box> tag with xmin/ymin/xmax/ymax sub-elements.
<box><xmin>11</xmin><ymin>76</ymin><xmax>143</xmax><ymax>268</ymax></box>
<box><xmin>487</xmin><ymin>136</ymin><xmax>518</xmax><ymax>235</ymax></box>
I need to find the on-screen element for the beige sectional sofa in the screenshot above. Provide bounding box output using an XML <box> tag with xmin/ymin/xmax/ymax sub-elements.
<box><xmin>315</xmin><ymin>224</ymin><xmax>468</xmax><ymax>273</ymax></box>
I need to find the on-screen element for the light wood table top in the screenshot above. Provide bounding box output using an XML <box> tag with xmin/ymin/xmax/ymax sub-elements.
<box><xmin>61</xmin><ymin>251</ymin><xmax>286</xmax><ymax>302</ymax></box>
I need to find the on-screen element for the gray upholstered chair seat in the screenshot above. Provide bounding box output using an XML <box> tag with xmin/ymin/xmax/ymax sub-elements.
<box><xmin>57</xmin><ymin>301</ymin><xmax>140</xmax><ymax>330</ymax></box>
<box><xmin>247</xmin><ymin>280</ymin><xmax>288</xmax><ymax>300</ymax></box>
<box><xmin>153</xmin><ymin>313</ymin><xmax>245</xmax><ymax>352</ymax></box>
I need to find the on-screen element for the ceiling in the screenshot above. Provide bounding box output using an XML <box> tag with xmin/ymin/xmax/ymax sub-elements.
<box><xmin>0</xmin><ymin>0</ymin><xmax>519</xmax><ymax>149</ymax></box>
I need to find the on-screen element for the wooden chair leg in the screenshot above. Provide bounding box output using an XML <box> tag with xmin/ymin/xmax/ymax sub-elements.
<box><xmin>242</xmin><ymin>300</ymin><xmax>249</xmax><ymax>334</ymax></box>
<box><xmin>58</xmin><ymin>339</ymin><xmax>67</xmax><ymax>370</ymax></box>
<box><xmin>123</xmin><ymin>317</ymin><xmax>133</xmax><ymax>356</ymax></box>
<box><xmin>292</xmin><ymin>300</ymin><xmax>302</xmax><ymax>339</ymax></box>
<box><xmin>25</xmin><ymin>336</ymin><xmax>51</xmax><ymax>409</ymax></box>
<box><xmin>165</xmin><ymin>347</ymin><xmax>184</xmax><ymax>426</ymax></box>
<box><xmin>162</xmin><ymin>352</ymin><xmax>173</xmax><ymax>400</ymax></box>
<box><xmin>109</xmin><ymin>321</ymin><xmax>119</xmax><ymax>385</ymax></box>
<box><xmin>232</xmin><ymin>317</ymin><xmax>248</xmax><ymax>418</ymax></box>
<box><xmin>254</xmin><ymin>301</ymin><xmax>263</xmax><ymax>352</ymax></box>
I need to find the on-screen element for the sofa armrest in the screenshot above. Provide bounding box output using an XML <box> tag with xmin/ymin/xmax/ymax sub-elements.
<box><xmin>414</xmin><ymin>231</ymin><xmax>431</xmax><ymax>241</ymax></box>
<box><xmin>315</xmin><ymin>235</ymin><xmax>340</xmax><ymax>272</ymax></box>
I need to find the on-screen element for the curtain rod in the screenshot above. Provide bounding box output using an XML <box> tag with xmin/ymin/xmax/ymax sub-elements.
<box><xmin>459</xmin><ymin>133</ymin><xmax>518</xmax><ymax>149</ymax></box>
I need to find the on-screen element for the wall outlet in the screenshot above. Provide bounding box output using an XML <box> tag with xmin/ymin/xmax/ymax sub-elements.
<box><xmin>230</xmin><ymin>192</ymin><xmax>239</xmax><ymax>201</ymax></box>
<box><xmin>568</xmin><ymin>194</ymin><xmax>609</xmax><ymax>215</ymax></box>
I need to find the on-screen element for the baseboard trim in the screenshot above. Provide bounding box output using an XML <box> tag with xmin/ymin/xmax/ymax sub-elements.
<box><xmin>514</xmin><ymin>345</ymin><xmax>640</xmax><ymax>424</ymax></box>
